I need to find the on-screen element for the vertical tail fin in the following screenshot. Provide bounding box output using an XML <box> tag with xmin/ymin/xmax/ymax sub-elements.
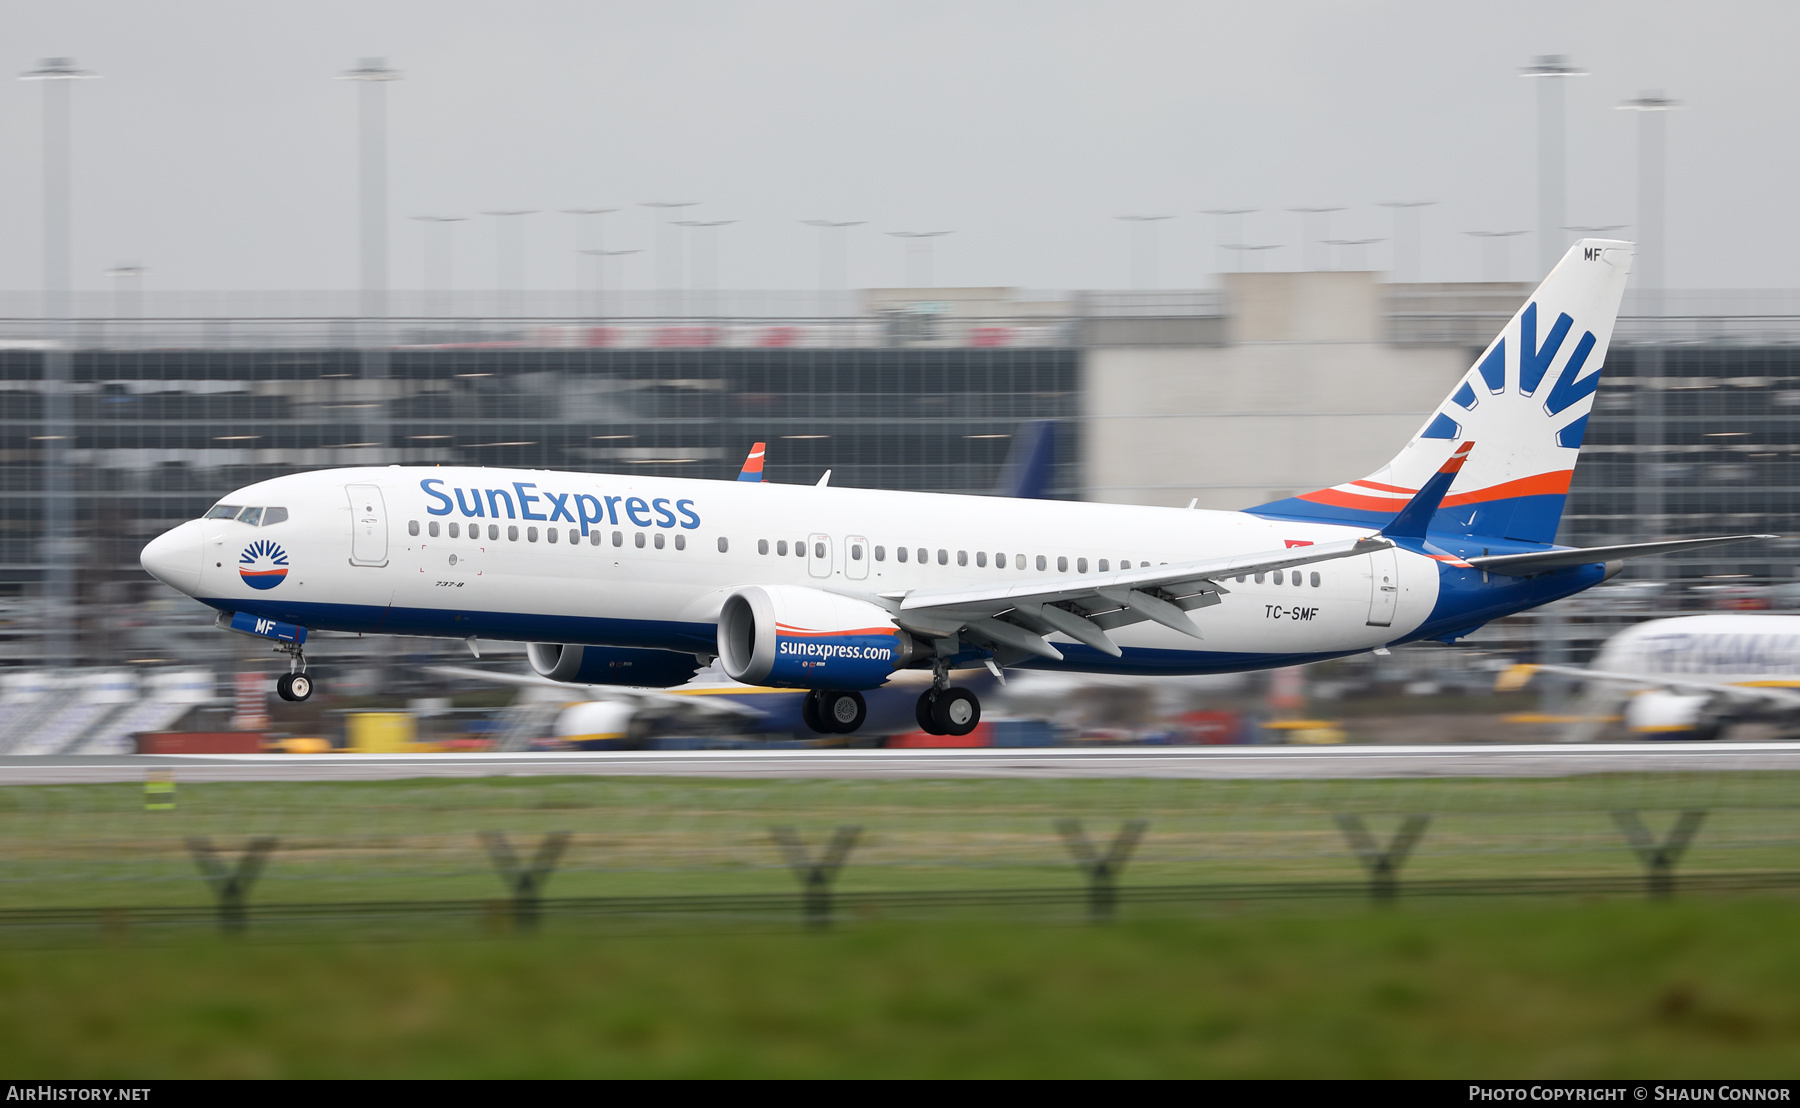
<box><xmin>1248</xmin><ymin>239</ymin><xmax>1633</xmax><ymax>544</ymax></box>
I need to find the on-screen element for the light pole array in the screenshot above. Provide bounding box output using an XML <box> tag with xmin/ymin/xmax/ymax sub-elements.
<box><xmin>561</xmin><ymin>208</ymin><xmax>618</xmax><ymax>314</ymax></box>
<box><xmin>21</xmin><ymin>57</ymin><xmax>98</xmax><ymax>668</ymax></box>
<box><xmin>1465</xmin><ymin>230</ymin><xmax>1528</xmax><ymax>283</ymax></box>
<box><xmin>579</xmin><ymin>249</ymin><xmax>640</xmax><ymax>320</ymax></box>
<box><xmin>410</xmin><ymin>216</ymin><xmax>465</xmax><ymax>317</ymax></box>
<box><xmin>337</xmin><ymin>58</ymin><xmax>402</xmax><ymax>320</ymax></box>
<box><xmin>481</xmin><ymin>210</ymin><xmax>537</xmax><ymax>318</ymax></box>
<box><xmin>1377</xmin><ymin>201</ymin><xmax>1436</xmax><ymax>283</ymax></box>
<box><xmin>1200</xmin><ymin>209</ymin><xmax>1255</xmax><ymax>275</ymax></box>
<box><xmin>1621</xmin><ymin>90</ymin><xmax>1680</xmax><ymax>544</ymax></box>
<box><xmin>888</xmin><ymin>231</ymin><xmax>952</xmax><ymax>288</ymax></box>
<box><xmin>803</xmin><ymin>220</ymin><xmax>863</xmax><ymax>316</ymax></box>
<box><xmin>674</xmin><ymin>219</ymin><xmax>735</xmax><ymax>317</ymax></box>
<box><xmin>641</xmin><ymin>202</ymin><xmax>698</xmax><ymax>315</ymax></box>
<box><xmin>1289</xmin><ymin>207</ymin><xmax>1344</xmax><ymax>271</ymax></box>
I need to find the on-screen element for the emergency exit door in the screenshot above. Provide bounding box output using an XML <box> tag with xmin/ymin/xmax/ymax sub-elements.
<box><xmin>1365</xmin><ymin>547</ymin><xmax>1398</xmax><ymax>627</ymax></box>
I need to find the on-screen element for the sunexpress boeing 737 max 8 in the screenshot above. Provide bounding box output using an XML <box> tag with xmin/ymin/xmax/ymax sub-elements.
<box><xmin>139</xmin><ymin>239</ymin><xmax>1770</xmax><ymax>736</ymax></box>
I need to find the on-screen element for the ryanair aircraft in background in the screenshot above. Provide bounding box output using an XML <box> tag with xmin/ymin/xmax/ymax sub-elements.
<box><xmin>140</xmin><ymin>240</ymin><xmax>1767</xmax><ymax>737</ymax></box>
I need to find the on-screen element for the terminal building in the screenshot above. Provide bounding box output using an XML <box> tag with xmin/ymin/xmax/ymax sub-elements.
<box><xmin>2</xmin><ymin>278</ymin><xmax>1796</xmax><ymax>667</ymax></box>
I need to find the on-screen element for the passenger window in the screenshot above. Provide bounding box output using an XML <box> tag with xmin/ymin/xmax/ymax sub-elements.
<box><xmin>1309</xmin><ymin>571</ymin><xmax>1320</xmax><ymax>587</ymax></box>
<box><xmin>814</xmin><ymin>542</ymin><xmax>825</xmax><ymax>559</ymax></box>
<box><xmin>1234</xmin><ymin>575</ymin><xmax>1245</xmax><ymax>583</ymax></box>
<box><xmin>612</xmin><ymin>531</ymin><xmax>623</xmax><ymax>547</ymax></box>
<box><xmin>237</xmin><ymin>507</ymin><xmax>264</xmax><ymax>526</ymax></box>
<box><xmin>262</xmin><ymin>507</ymin><xmax>288</xmax><ymax>526</ymax></box>
<box><xmin>654</xmin><ymin>533</ymin><xmax>665</xmax><ymax>549</ymax></box>
<box><xmin>448</xmin><ymin>522</ymin><xmax>460</xmax><ymax>538</ymax></box>
<box><xmin>1057</xmin><ymin>556</ymin><xmax>1068</xmax><ymax>572</ymax></box>
<box><xmin>1273</xmin><ymin>570</ymin><xmax>1283</xmax><ymax>585</ymax></box>
<box><xmin>875</xmin><ymin>546</ymin><xmax>886</xmax><ymax>562</ymax></box>
<box><xmin>569</xmin><ymin>529</ymin><xmax>579</xmax><ymax>544</ymax></box>
<box><xmin>509</xmin><ymin>526</ymin><xmax>520</xmax><ymax>542</ymax></box>
<box><xmin>1078</xmin><ymin>558</ymin><xmax>1088</xmax><ymax>573</ymax></box>
<box><xmin>408</xmin><ymin>520</ymin><xmax>420</xmax><ymax>537</ymax></box>
<box><xmin>851</xmin><ymin>543</ymin><xmax>863</xmax><ymax>561</ymax></box>
<box><xmin>717</xmin><ymin>537</ymin><xmax>729</xmax><ymax>553</ymax></box>
<box><xmin>675</xmin><ymin>534</ymin><xmax>686</xmax><ymax>551</ymax></box>
<box><xmin>1015</xmin><ymin>554</ymin><xmax>1026</xmax><ymax>570</ymax></box>
<box><xmin>1036</xmin><ymin>555</ymin><xmax>1047</xmax><ymax>571</ymax></box>
<box><xmin>759</xmin><ymin>539</ymin><xmax>769</xmax><ymax>555</ymax></box>
<box><xmin>937</xmin><ymin>549</ymin><xmax>948</xmax><ymax>565</ymax></box>
<box><xmin>917</xmin><ymin>548</ymin><xmax>928</xmax><ymax>564</ymax></box>
<box><xmin>428</xmin><ymin>521</ymin><xmax>440</xmax><ymax>538</ymax></box>
<box><xmin>976</xmin><ymin>551</ymin><xmax>987</xmax><ymax>568</ymax></box>
<box><xmin>957</xmin><ymin>551</ymin><xmax>967</xmax><ymax>567</ymax></box>
<box><xmin>897</xmin><ymin>546</ymin><xmax>908</xmax><ymax>563</ymax></box>
<box><xmin>488</xmin><ymin>524</ymin><xmax>500</xmax><ymax>540</ymax></box>
<box><xmin>777</xmin><ymin>540</ymin><xmax>788</xmax><ymax>556</ymax></box>
<box><xmin>798</xmin><ymin>541</ymin><xmax>808</xmax><ymax>557</ymax></box>
<box><xmin>995</xmin><ymin>552</ymin><xmax>1005</xmax><ymax>568</ymax></box>
<box><xmin>546</xmin><ymin>528</ymin><xmax>557</xmax><ymax>544</ymax></box>
<box><xmin>1293</xmin><ymin>572</ymin><xmax>1303</xmax><ymax>587</ymax></box>
<box><xmin>1099</xmin><ymin>560</ymin><xmax>1110</xmax><ymax>572</ymax></box>
<box><xmin>205</xmin><ymin>505</ymin><xmax>241</xmax><ymax>520</ymax></box>
<box><xmin>1254</xmin><ymin>572</ymin><xmax>1265</xmax><ymax>584</ymax></box>
<box><xmin>528</xmin><ymin>527</ymin><xmax>539</xmax><ymax>543</ymax></box>
<box><xmin>635</xmin><ymin>533</ymin><xmax>646</xmax><ymax>548</ymax></box>
<box><xmin>590</xmin><ymin>530</ymin><xmax>600</xmax><ymax>546</ymax></box>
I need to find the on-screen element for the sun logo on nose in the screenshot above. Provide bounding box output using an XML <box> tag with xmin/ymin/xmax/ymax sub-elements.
<box><xmin>239</xmin><ymin>539</ymin><xmax>289</xmax><ymax>590</ymax></box>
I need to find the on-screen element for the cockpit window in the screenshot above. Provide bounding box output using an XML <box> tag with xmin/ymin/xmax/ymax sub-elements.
<box><xmin>236</xmin><ymin>506</ymin><xmax>264</xmax><ymax>526</ymax></box>
<box><xmin>262</xmin><ymin>507</ymin><xmax>288</xmax><ymax>526</ymax></box>
<box><xmin>207</xmin><ymin>504</ymin><xmax>287</xmax><ymax>525</ymax></box>
<box><xmin>205</xmin><ymin>505</ymin><xmax>242</xmax><ymax>520</ymax></box>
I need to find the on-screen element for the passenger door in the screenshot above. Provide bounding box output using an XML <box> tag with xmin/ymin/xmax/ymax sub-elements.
<box><xmin>347</xmin><ymin>484</ymin><xmax>389</xmax><ymax>566</ymax></box>
<box><xmin>807</xmin><ymin>533</ymin><xmax>832</xmax><ymax>579</ymax></box>
<box><xmin>843</xmin><ymin>535</ymin><xmax>870</xmax><ymax>580</ymax></box>
<box><xmin>1365</xmin><ymin>547</ymin><xmax>1398</xmax><ymax>627</ymax></box>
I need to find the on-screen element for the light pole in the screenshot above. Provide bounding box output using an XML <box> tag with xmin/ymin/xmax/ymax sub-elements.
<box><xmin>103</xmin><ymin>263</ymin><xmax>146</xmax><ymax>337</ymax></box>
<box><xmin>561</xmin><ymin>208</ymin><xmax>618</xmax><ymax>315</ymax></box>
<box><xmin>1323</xmin><ymin>238</ymin><xmax>1384</xmax><ymax>272</ymax></box>
<box><xmin>1289</xmin><ymin>207</ymin><xmax>1344</xmax><ymax>271</ymax></box>
<box><xmin>641</xmin><ymin>202</ymin><xmax>698</xmax><ymax>316</ymax></box>
<box><xmin>579</xmin><ymin>249</ymin><xmax>640</xmax><ymax>320</ymax></box>
<box><xmin>1200</xmin><ymin>209</ymin><xmax>1255</xmax><ymax>275</ymax></box>
<box><xmin>1465</xmin><ymin>230</ymin><xmax>1528</xmax><ymax>282</ymax></box>
<box><xmin>21</xmin><ymin>57</ymin><xmax>98</xmax><ymax>668</ymax></box>
<box><xmin>410</xmin><ymin>216</ymin><xmax>465</xmax><ymax>317</ymax></box>
<box><xmin>1224</xmin><ymin>243</ymin><xmax>1282</xmax><ymax>272</ymax></box>
<box><xmin>337</xmin><ymin>58</ymin><xmax>402</xmax><ymax>320</ymax></box>
<box><xmin>1115</xmin><ymin>215</ymin><xmax>1174</xmax><ymax>289</ymax></box>
<box><xmin>1521</xmin><ymin>54</ymin><xmax>1587</xmax><ymax>275</ymax></box>
<box><xmin>674</xmin><ymin>220</ymin><xmax>735</xmax><ymax>318</ymax></box>
<box><xmin>1377</xmin><ymin>201</ymin><xmax>1436</xmax><ymax>282</ymax></box>
<box><xmin>481</xmin><ymin>210</ymin><xmax>537</xmax><ymax>318</ymax></box>
<box><xmin>1620</xmin><ymin>90</ymin><xmax>1680</xmax><ymax>547</ymax></box>
<box><xmin>803</xmin><ymin>220</ymin><xmax>864</xmax><ymax>315</ymax></box>
<box><xmin>888</xmin><ymin>231</ymin><xmax>952</xmax><ymax>288</ymax></box>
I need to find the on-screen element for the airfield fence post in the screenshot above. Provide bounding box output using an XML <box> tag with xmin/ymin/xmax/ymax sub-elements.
<box><xmin>186</xmin><ymin>836</ymin><xmax>277</xmax><ymax>934</ymax></box>
<box><xmin>771</xmin><ymin>826</ymin><xmax>862</xmax><ymax>929</ymax></box>
<box><xmin>1055</xmin><ymin>819</ymin><xmax>1148</xmax><ymax>923</ymax></box>
<box><xmin>1612</xmin><ymin>810</ymin><xmax>1707</xmax><ymax>899</ymax></box>
<box><xmin>1334</xmin><ymin>814</ymin><xmax>1430</xmax><ymax>903</ymax></box>
<box><xmin>479</xmin><ymin>831</ymin><xmax>572</xmax><ymax>932</ymax></box>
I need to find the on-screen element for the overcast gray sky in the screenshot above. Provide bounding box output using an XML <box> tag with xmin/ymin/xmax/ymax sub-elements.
<box><xmin>2</xmin><ymin>0</ymin><xmax>1795</xmax><ymax>292</ymax></box>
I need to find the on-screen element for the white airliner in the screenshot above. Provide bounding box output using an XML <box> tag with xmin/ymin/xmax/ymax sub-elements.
<box><xmin>1519</xmin><ymin>614</ymin><xmax>1800</xmax><ymax>738</ymax></box>
<box><xmin>139</xmin><ymin>239</ymin><xmax>1768</xmax><ymax>737</ymax></box>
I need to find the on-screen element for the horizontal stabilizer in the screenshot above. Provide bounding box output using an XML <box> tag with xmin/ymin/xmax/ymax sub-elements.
<box><xmin>1468</xmin><ymin>534</ymin><xmax>1776</xmax><ymax>576</ymax></box>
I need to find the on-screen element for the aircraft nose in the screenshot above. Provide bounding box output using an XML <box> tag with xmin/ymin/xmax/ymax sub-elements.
<box><xmin>141</xmin><ymin>519</ymin><xmax>204</xmax><ymax>596</ymax></box>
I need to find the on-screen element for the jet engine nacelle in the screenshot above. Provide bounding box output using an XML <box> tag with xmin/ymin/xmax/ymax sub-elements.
<box><xmin>717</xmin><ymin>585</ymin><xmax>917</xmax><ymax>690</ymax></box>
<box><xmin>1625</xmin><ymin>690</ymin><xmax>1718</xmax><ymax>738</ymax></box>
<box><xmin>526</xmin><ymin>643</ymin><xmax>704</xmax><ymax>688</ymax></box>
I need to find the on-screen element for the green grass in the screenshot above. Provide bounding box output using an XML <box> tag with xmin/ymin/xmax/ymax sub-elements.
<box><xmin>0</xmin><ymin>774</ymin><xmax>1798</xmax><ymax>908</ymax></box>
<box><xmin>3</xmin><ymin>897</ymin><xmax>1799</xmax><ymax>1077</ymax></box>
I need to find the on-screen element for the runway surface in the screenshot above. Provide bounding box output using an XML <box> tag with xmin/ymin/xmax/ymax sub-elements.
<box><xmin>3</xmin><ymin>742</ymin><xmax>1800</xmax><ymax>784</ymax></box>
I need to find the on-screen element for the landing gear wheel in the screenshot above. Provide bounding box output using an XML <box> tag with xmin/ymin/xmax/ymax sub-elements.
<box><xmin>930</xmin><ymin>687</ymin><xmax>980</xmax><ymax>737</ymax></box>
<box><xmin>819</xmin><ymin>690</ymin><xmax>867</xmax><ymax>734</ymax></box>
<box><xmin>916</xmin><ymin>689</ymin><xmax>945</xmax><ymax>735</ymax></box>
<box><xmin>275</xmin><ymin>672</ymin><xmax>314</xmax><ymax>703</ymax></box>
<box><xmin>801</xmin><ymin>690</ymin><xmax>829</xmax><ymax>734</ymax></box>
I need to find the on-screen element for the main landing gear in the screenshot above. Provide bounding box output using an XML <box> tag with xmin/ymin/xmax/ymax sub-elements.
<box><xmin>802</xmin><ymin>689</ymin><xmax>867</xmax><ymax>734</ymax></box>
<box><xmin>915</xmin><ymin>686</ymin><xmax>981</xmax><ymax>737</ymax></box>
<box><xmin>274</xmin><ymin>643</ymin><xmax>314</xmax><ymax>703</ymax></box>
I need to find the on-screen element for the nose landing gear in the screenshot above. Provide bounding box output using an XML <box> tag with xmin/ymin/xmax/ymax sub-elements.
<box><xmin>274</xmin><ymin>643</ymin><xmax>314</xmax><ymax>703</ymax></box>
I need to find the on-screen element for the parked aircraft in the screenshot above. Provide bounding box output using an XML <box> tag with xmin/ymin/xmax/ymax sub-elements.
<box><xmin>141</xmin><ymin>239</ymin><xmax>1768</xmax><ymax>737</ymax></box>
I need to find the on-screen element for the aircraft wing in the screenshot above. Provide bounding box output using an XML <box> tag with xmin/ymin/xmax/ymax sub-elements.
<box><xmin>882</xmin><ymin>535</ymin><xmax>1392</xmax><ymax>659</ymax></box>
<box><xmin>421</xmin><ymin>665</ymin><xmax>769</xmax><ymax>719</ymax></box>
<box><xmin>1522</xmin><ymin>662</ymin><xmax>1800</xmax><ymax>706</ymax></box>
